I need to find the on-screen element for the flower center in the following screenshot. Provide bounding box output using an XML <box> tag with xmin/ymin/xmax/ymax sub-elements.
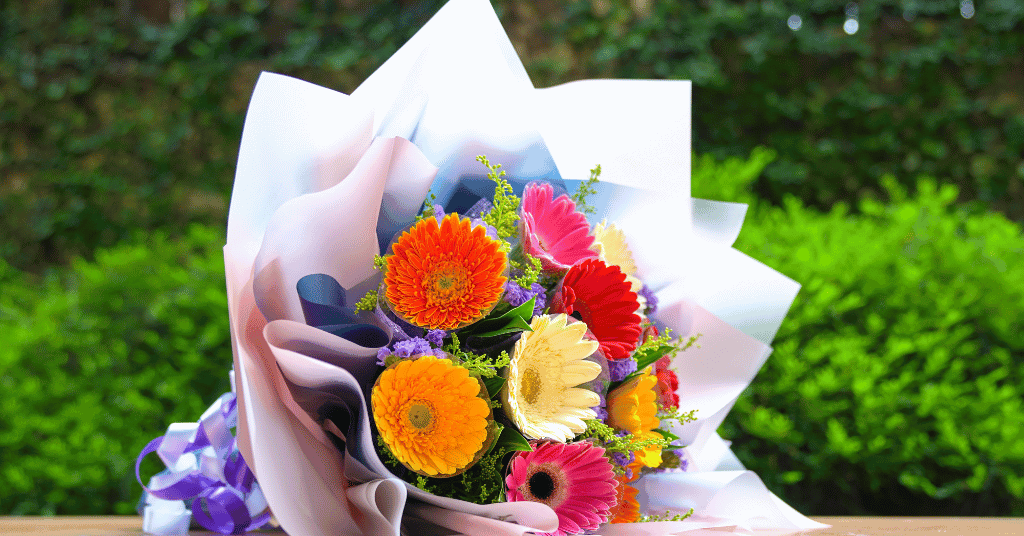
<box><xmin>406</xmin><ymin>400</ymin><xmax>435</xmax><ymax>431</ymax></box>
<box><xmin>520</xmin><ymin>367</ymin><xmax>542</xmax><ymax>405</ymax></box>
<box><xmin>423</xmin><ymin>261</ymin><xmax>471</xmax><ymax>306</ymax></box>
<box><xmin>570</xmin><ymin>294</ymin><xmax>592</xmax><ymax>322</ymax></box>
<box><xmin>521</xmin><ymin>462</ymin><xmax>568</xmax><ymax>507</ymax></box>
<box><xmin>528</xmin><ymin>470</ymin><xmax>555</xmax><ymax>500</ymax></box>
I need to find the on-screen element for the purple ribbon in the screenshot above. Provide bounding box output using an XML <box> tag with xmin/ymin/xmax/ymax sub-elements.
<box><xmin>136</xmin><ymin>390</ymin><xmax>269</xmax><ymax>535</ymax></box>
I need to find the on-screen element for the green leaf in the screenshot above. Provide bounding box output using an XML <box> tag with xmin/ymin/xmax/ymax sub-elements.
<box><xmin>494</xmin><ymin>425</ymin><xmax>533</xmax><ymax>452</ymax></box>
<box><xmin>634</xmin><ymin>343</ymin><xmax>676</xmax><ymax>371</ymax></box>
<box><xmin>459</xmin><ymin>298</ymin><xmax>535</xmax><ymax>338</ymax></box>
<box><xmin>483</xmin><ymin>376</ymin><xmax>507</xmax><ymax>399</ymax></box>
<box><xmin>501</xmin><ymin>297</ymin><xmax>536</xmax><ymax>323</ymax></box>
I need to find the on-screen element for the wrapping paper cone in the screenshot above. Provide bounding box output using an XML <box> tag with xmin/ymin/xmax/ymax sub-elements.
<box><xmin>224</xmin><ymin>0</ymin><xmax>828</xmax><ymax>534</ymax></box>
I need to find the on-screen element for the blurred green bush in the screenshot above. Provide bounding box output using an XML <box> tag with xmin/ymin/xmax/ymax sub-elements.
<box><xmin>705</xmin><ymin>154</ymin><xmax>1024</xmax><ymax>516</ymax></box>
<box><xmin>3</xmin><ymin>0</ymin><xmax>1023</xmax><ymax>272</ymax></box>
<box><xmin>548</xmin><ymin>0</ymin><xmax>1024</xmax><ymax>217</ymax></box>
<box><xmin>0</xmin><ymin>226</ymin><xmax>230</xmax><ymax>515</ymax></box>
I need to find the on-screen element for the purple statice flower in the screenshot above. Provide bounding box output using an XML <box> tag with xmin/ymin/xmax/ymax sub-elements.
<box><xmin>653</xmin><ymin>446</ymin><xmax>691</xmax><ymax>473</ymax></box>
<box><xmin>505</xmin><ymin>281</ymin><xmax>547</xmax><ymax>316</ymax></box>
<box><xmin>591</xmin><ymin>392</ymin><xmax>608</xmax><ymax>421</ymax></box>
<box><xmin>431</xmin><ymin>204</ymin><xmax>446</xmax><ymax>223</ymax></box>
<box><xmin>610</xmin><ymin>450</ymin><xmax>635</xmax><ymax>469</ymax></box>
<box><xmin>425</xmin><ymin>329</ymin><xmax>446</xmax><ymax>347</ymax></box>
<box><xmin>608</xmin><ymin>357</ymin><xmax>637</xmax><ymax>382</ymax></box>
<box><xmin>392</xmin><ymin>337</ymin><xmax>432</xmax><ymax>358</ymax></box>
<box><xmin>675</xmin><ymin>449</ymin><xmax>689</xmax><ymax>472</ymax></box>
<box><xmin>376</xmin><ymin>347</ymin><xmax>393</xmax><ymax>367</ymax></box>
<box><xmin>638</xmin><ymin>284</ymin><xmax>658</xmax><ymax>314</ymax></box>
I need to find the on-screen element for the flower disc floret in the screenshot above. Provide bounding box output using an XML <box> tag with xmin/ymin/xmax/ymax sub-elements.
<box><xmin>384</xmin><ymin>213</ymin><xmax>507</xmax><ymax>329</ymax></box>
<box><xmin>372</xmin><ymin>355</ymin><xmax>493</xmax><ymax>476</ymax></box>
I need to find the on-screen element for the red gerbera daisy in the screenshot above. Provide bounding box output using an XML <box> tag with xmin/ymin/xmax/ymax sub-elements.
<box><xmin>520</xmin><ymin>182</ymin><xmax>596</xmax><ymax>272</ymax></box>
<box><xmin>506</xmin><ymin>441</ymin><xmax>618</xmax><ymax>536</ymax></box>
<box><xmin>550</xmin><ymin>259</ymin><xmax>642</xmax><ymax>361</ymax></box>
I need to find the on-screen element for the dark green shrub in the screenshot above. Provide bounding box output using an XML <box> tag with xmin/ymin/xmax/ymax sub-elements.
<box><xmin>546</xmin><ymin>0</ymin><xmax>1024</xmax><ymax>218</ymax></box>
<box><xmin>0</xmin><ymin>225</ymin><xmax>231</xmax><ymax>515</ymax></box>
<box><xmin>718</xmin><ymin>175</ymin><xmax>1024</xmax><ymax>515</ymax></box>
<box><xmin>5</xmin><ymin>0</ymin><xmax>1024</xmax><ymax>271</ymax></box>
<box><xmin>0</xmin><ymin>0</ymin><xmax>445</xmax><ymax>271</ymax></box>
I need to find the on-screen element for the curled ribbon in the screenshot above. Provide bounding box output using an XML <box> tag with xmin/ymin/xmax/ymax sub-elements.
<box><xmin>136</xmin><ymin>381</ymin><xmax>270</xmax><ymax>535</ymax></box>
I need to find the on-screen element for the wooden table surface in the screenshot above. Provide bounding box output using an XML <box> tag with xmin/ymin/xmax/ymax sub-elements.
<box><xmin>0</xmin><ymin>517</ymin><xmax>1021</xmax><ymax>536</ymax></box>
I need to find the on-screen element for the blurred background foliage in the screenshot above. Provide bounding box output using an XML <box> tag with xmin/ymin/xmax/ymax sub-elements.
<box><xmin>0</xmin><ymin>0</ymin><xmax>1021</xmax><ymax>518</ymax></box>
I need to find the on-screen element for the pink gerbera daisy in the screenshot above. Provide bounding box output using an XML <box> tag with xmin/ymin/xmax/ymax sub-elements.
<box><xmin>520</xmin><ymin>182</ymin><xmax>597</xmax><ymax>272</ymax></box>
<box><xmin>506</xmin><ymin>441</ymin><xmax>618</xmax><ymax>536</ymax></box>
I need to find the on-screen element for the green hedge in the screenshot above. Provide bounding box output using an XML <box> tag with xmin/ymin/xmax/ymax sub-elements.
<box><xmin>0</xmin><ymin>0</ymin><xmax>445</xmax><ymax>271</ymax></box>
<box><xmin>0</xmin><ymin>226</ymin><xmax>231</xmax><ymax>515</ymax></box>
<box><xmin>712</xmin><ymin>161</ymin><xmax>1024</xmax><ymax>515</ymax></box>
<box><xmin>3</xmin><ymin>0</ymin><xmax>1023</xmax><ymax>272</ymax></box>
<box><xmin>550</xmin><ymin>0</ymin><xmax>1024</xmax><ymax>217</ymax></box>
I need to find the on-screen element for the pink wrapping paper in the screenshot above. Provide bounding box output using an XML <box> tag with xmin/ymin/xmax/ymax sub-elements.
<box><xmin>223</xmin><ymin>1</ymin><xmax>830</xmax><ymax>534</ymax></box>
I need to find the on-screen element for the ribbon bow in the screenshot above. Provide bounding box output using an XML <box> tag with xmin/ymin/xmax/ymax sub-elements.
<box><xmin>136</xmin><ymin>377</ymin><xmax>270</xmax><ymax>535</ymax></box>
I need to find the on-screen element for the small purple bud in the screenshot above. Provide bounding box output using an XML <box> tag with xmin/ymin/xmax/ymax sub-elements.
<box><xmin>426</xmin><ymin>329</ymin><xmax>446</xmax><ymax>347</ymax></box>
<box><xmin>608</xmin><ymin>358</ymin><xmax>638</xmax><ymax>382</ymax></box>
<box><xmin>639</xmin><ymin>284</ymin><xmax>658</xmax><ymax>314</ymax></box>
<box><xmin>376</xmin><ymin>347</ymin><xmax>392</xmax><ymax>367</ymax></box>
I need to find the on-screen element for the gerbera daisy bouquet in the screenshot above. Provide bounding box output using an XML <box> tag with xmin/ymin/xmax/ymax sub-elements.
<box><xmin>136</xmin><ymin>1</ymin><xmax>830</xmax><ymax>535</ymax></box>
<box><xmin>365</xmin><ymin>159</ymin><xmax>705</xmax><ymax>533</ymax></box>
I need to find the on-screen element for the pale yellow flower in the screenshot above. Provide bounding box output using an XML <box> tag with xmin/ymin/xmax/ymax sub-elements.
<box><xmin>590</xmin><ymin>220</ymin><xmax>645</xmax><ymax>309</ymax></box>
<box><xmin>502</xmin><ymin>314</ymin><xmax>602</xmax><ymax>441</ymax></box>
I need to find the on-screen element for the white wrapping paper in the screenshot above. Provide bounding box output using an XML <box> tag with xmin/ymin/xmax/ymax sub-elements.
<box><xmin>224</xmin><ymin>0</ymin><xmax>828</xmax><ymax>534</ymax></box>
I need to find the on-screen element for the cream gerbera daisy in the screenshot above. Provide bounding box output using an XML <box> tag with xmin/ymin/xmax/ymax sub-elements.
<box><xmin>502</xmin><ymin>314</ymin><xmax>602</xmax><ymax>441</ymax></box>
<box><xmin>590</xmin><ymin>220</ymin><xmax>645</xmax><ymax>308</ymax></box>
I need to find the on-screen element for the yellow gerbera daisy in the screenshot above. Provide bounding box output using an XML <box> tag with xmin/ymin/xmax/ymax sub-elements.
<box><xmin>590</xmin><ymin>220</ymin><xmax>645</xmax><ymax>307</ymax></box>
<box><xmin>372</xmin><ymin>355</ymin><xmax>493</xmax><ymax>477</ymax></box>
<box><xmin>502</xmin><ymin>314</ymin><xmax>602</xmax><ymax>441</ymax></box>
<box><xmin>606</xmin><ymin>373</ymin><xmax>663</xmax><ymax>468</ymax></box>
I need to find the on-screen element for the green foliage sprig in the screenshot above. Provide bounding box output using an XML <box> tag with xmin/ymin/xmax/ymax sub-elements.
<box><xmin>353</xmin><ymin>289</ymin><xmax>378</xmax><ymax>313</ymax></box>
<box><xmin>580</xmin><ymin>420</ymin><xmax>670</xmax><ymax>457</ymax></box>
<box><xmin>443</xmin><ymin>334</ymin><xmax>510</xmax><ymax>378</ymax></box>
<box><xmin>412</xmin><ymin>446</ymin><xmax>511</xmax><ymax>504</ymax></box>
<box><xmin>639</xmin><ymin>509</ymin><xmax>694</xmax><ymax>522</ymax></box>
<box><xmin>658</xmin><ymin>407</ymin><xmax>698</xmax><ymax>425</ymax></box>
<box><xmin>477</xmin><ymin>156</ymin><xmax>520</xmax><ymax>242</ymax></box>
<box><xmin>572</xmin><ymin>165</ymin><xmax>601</xmax><ymax>215</ymax></box>
<box><xmin>509</xmin><ymin>252</ymin><xmax>543</xmax><ymax>289</ymax></box>
<box><xmin>415</xmin><ymin>192</ymin><xmax>439</xmax><ymax>222</ymax></box>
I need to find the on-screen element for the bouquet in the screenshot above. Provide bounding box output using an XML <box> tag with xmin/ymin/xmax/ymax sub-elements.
<box><xmin>137</xmin><ymin>1</ymin><xmax>830</xmax><ymax>534</ymax></box>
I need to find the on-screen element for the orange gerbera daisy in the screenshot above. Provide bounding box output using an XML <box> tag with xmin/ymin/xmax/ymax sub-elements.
<box><xmin>606</xmin><ymin>373</ymin><xmax>663</xmax><ymax>469</ymax></box>
<box><xmin>608</xmin><ymin>475</ymin><xmax>640</xmax><ymax>524</ymax></box>
<box><xmin>384</xmin><ymin>213</ymin><xmax>507</xmax><ymax>330</ymax></box>
<box><xmin>371</xmin><ymin>355</ymin><xmax>494</xmax><ymax>476</ymax></box>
